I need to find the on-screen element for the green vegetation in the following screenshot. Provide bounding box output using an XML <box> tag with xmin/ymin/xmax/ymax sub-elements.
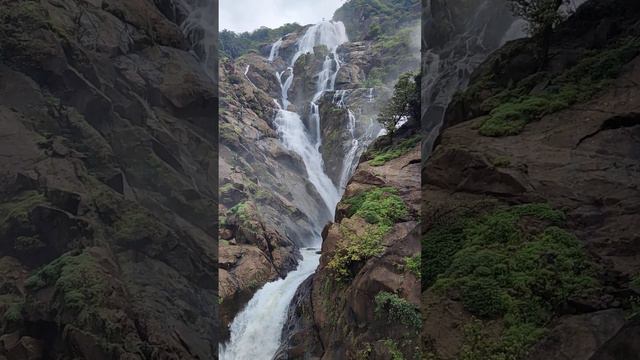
<box><xmin>374</xmin><ymin>291</ymin><xmax>421</xmax><ymax>329</ymax></box>
<box><xmin>507</xmin><ymin>0</ymin><xmax>571</xmax><ymax>64</ymax></box>
<box><xmin>364</xmin><ymin>67</ymin><xmax>386</xmax><ymax>88</ymax></box>
<box><xmin>0</xmin><ymin>191</ymin><xmax>46</xmax><ymax>236</ymax></box>
<box><xmin>477</xmin><ymin>37</ymin><xmax>640</xmax><ymax>136</ymax></box>
<box><xmin>113</xmin><ymin>211</ymin><xmax>166</xmax><ymax>243</ymax></box>
<box><xmin>404</xmin><ymin>254</ymin><xmax>421</xmax><ymax>278</ymax></box>
<box><xmin>334</xmin><ymin>0</ymin><xmax>420</xmax><ymax>42</ymax></box>
<box><xmin>328</xmin><ymin>223</ymin><xmax>388</xmax><ymax>280</ymax></box>
<box><xmin>219</xmin><ymin>23</ymin><xmax>302</xmax><ymax>59</ymax></box>
<box><xmin>377</xmin><ymin>72</ymin><xmax>420</xmax><ymax>137</ymax></box>
<box><xmin>343</xmin><ymin>187</ymin><xmax>408</xmax><ymax>225</ymax></box>
<box><xmin>3</xmin><ymin>302</ymin><xmax>23</xmax><ymax>323</ymax></box>
<box><xmin>25</xmin><ymin>251</ymin><xmax>110</xmax><ymax>312</ymax></box>
<box><xmin>383</xmin><ymin>339</ymin><xmax>406</xmax><ymax>360</ymax></box>
<box><xmin>423</xmin><ymin>203</ymin><xmax>597</xmax><ymax>359</ymax></box>
<box><xmin>368</xmin><ymin>135</ymin><xmax>420</xmax><ymax>166</ymax></box>
<box><xmin>490</xmin><ymin>156</ymin><xmax>512</xmax><ymax>168</ymax></box>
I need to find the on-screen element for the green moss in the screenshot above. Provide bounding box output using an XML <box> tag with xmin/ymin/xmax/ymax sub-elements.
<box><xmin>375</xmin><ymin>291</ymin><xmax>421</xmax><ymax>329</ymax></box>
<box><xmin>26</xmin><ymin>251</ymin><xmax>111</xmax><ymax>312</ymax></box>
<box><xmin>423</xmin><ymin>203</ymin><xmax>597</xmax><ymax>359</ymax></box>
<box><xmin>479</xmin><ymin>96</ymin><xmax>567</xmax><ymax>136</ymax></box>
<box><xmin>476</xmin><ymin>37</ymin><xmax>640</xmax><ymax>137</ymax></box>
<box><xmin>342</xmin><ymin>187</ymin><xmax>408</xmax><ymax>226</ymax></box>
<box><xmin>113</xmin><ymin>211</ymin><xmax>167</xmax><ymax>243</ymax></box>
<box><xmin>490</xmin><ymin>156</ymin><xmax>511</xmax><ymax>167</ymax></box>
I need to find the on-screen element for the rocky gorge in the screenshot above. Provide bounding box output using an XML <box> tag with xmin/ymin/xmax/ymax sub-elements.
<box><xmin>218</xmin><ymin>0</ymin><xmax>421</xmax><ymax>358</ymax></box>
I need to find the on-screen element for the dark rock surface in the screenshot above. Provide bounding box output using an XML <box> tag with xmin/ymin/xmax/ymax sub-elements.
<box><xmin>421</xmin><ymin>0</ymin><xmax>640</xmax><ymax>358</ymax></box>
<box><xmin>0</xmin><ymin>0</ymin><xmax>217</xmax><ymax>358</ymax></box>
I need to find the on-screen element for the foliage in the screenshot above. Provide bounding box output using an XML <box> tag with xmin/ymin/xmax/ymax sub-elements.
<box><xmin>0</xmin><ymin>191</ymin><xmax>46</xmax><ymax>237</ymax></box>
<box><xmin>375</xmin><ymin>291</ymin><xmax>421</xmax><ymax>329</ymax></box>
<box><xmin>334</xmin><ymin>0</ymin><xmax>420</xmax><ymax>42</ymax></box>
<box><xmin>383</xmin><ymin>338</ymin><xmax>406</xmax><ymax>360</ymax></box>
<box><xmin>479</xmin><ymin>37</ymin><xmax>640</xmax><ymax>136</ymax></box>
<box><xmin>25</xmin><ymin>251</ymin><xmax>111</xmax><ymax>311</ymax></box>
<box><xmin>508</xmin><ymin>0</ymin><xmax>570</xmax><ymax>37</ymax></box>
<box><xmin>343</xmin><ymin>187</ymin><xmax>408</xmax><ymax>226</ymax></box>
<box><xmin>328</xmin><ymin>223</ymin><xmax>389</xmax><ymax>280</ymax></box>
<box><xmin>404</xmin><ymin>254</ymin><xmax>421</xmax><ymax>278</ymax></box>
<box><xmin>507</xmin><ymin>0</ymin><xmax>571</xmax><ymax>63</ymax></box>
<box><xmin>368</xmin><ymin>135</ymin><xmax>420</xmax><ymax>166</ymax></box>
<box><xmin>3</xmin><ymin>302</ymin><xmax>23</xmax><ymax>323</ymax></box>
<box><xmin>423</xmin><ymin>203</ymin><xmax>598</xmax><ymax>359</ymax></box>
<box><xmin>377</xmin><ymin>72</ymin><xmax>420</xmax><ymax>137</ymax></box>
<box><xmin>219</xmin><ymin>23</ymin><xmax>302</xmax><ymax>59</ymax></box>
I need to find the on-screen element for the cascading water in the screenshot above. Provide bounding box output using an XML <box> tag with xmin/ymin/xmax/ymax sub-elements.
<box><xmin>220</xmin><ymin>21</ymin><xmax>355</xmax><ymax>360</ymax></box>
<box><xmin>176</xmin><ymin>0</ymin><xmax>216</xmax><ymax>79</ymax></box>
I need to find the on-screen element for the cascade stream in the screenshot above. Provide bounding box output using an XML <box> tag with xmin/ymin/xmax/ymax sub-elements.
<box><xmin>220</xmin><ymin>21</ymin><xmax>371</xmax><ymax>359</ymax></box>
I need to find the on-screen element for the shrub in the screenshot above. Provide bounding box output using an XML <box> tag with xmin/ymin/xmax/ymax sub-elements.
<box><xmin>424</xmin><ymin>203</ymin><xmax>598</xmax><ymax>358</ymax></box>
<box><xmin>343</xmin><ymin>187</ymin><xmax>408</xmax><ymax>226</ymax></box>
<box><xmin>328</xmin><ymin>223</ymin><xmax>388</xmax><ymax>280</ymax></box>
<box><xmin>375</xmin><ymin>291</ymin><xmax>421</xmax><ymax>329</ymax></box>
<box><xmin>404</xmin><ymin>254</ymin><xmax>421</xmax><ymax>278</ymax></box>
<box><xmin>383</xmin><ymin>338</ymin><xmax>406</xmax><ymax>360</ymax></box>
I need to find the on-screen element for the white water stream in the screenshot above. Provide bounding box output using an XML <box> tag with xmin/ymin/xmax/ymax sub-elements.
<box><xmin>220</xmin><ymin>21</ymin><xmax>356</xmax><ymax>360</ymax></box>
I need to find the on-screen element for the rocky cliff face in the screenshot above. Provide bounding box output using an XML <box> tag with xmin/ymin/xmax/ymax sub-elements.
<box><xmin>276</xmin><ymin>121</ymin><xmax>422</xmax><ymax>360</ymax></box>
<box><xmin>0</xmin><ymin>0</ymin><xmax>217</xmax><ymax>359</ymax></box>
<box><xmin>421</xmin><ymin>0</ymin><xmax>517</xmax><ymax>158</ymax></box>
<box><xmin>218</xmin><ymin>52</ymin><xmax>327</xmax><ymax>339</ymax></box>
<box><xmin>218</xmin><ymin>0</ymin><xmax>421</xmax><ymax>356</ymax></box>
<box><xmin>422</xmin><ymin>0</ymin><xmax>640</xmax><ymax>359</ymax></box>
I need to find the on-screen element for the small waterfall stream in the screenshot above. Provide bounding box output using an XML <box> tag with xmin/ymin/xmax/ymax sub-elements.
<box><xmin>220</xmin><ymin>21</ymin><xmax>363</xmax><ymax>360</ymax></box>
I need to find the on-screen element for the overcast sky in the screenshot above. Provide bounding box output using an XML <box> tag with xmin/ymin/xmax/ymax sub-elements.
<box><xmin>220</xmin><ymin>0</ymin><xmax>348</xmax><ymax>33</ymax></box>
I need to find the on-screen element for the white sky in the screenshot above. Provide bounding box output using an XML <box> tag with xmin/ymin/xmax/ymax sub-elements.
<box><xmin>220</xmin><ymin>0</ymin><xmax>348</xmax><ymax>33</ymax></box>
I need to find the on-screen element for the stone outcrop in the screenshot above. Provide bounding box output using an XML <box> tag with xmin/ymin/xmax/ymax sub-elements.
<box><xmin>0</xmin><ymin>0</ymin><xmax>217</xmax><ymax>358</ymax></box>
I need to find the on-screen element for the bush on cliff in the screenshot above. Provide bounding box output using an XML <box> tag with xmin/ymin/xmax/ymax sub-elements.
<box><xmin>423</xmin><ymin>203</ymin><xmax>598</xmax><ymax>359</ymax></box>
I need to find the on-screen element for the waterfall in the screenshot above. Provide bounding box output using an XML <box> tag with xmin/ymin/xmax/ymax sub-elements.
<box><xmin>220</xmin><ymin>248</ymin><xmax>321</xmax><ymax>359</ymax></box>
<box><xmin>220</xmin><ymin>21</ymin><xmax>352</xmax><ymax>360</ymax></box>
<box><xmin>268</xmin><ymin>37</ymin><xmax>283</xmax><ymax>62</ymax></box>
<box><xmin>176</xmin><ymin>0</ymin><xmax>216</xmax><ymax>80</ymax></box>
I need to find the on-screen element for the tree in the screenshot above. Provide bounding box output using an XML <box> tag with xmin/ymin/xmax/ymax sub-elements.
<box><xmin>507</xmin><ymin>0</ymin><xmax>571</xmax><ymax>66</ymax></box>
<box><xmin>377</xmin><ymin>72</ymin><xmax>419</xmax><ymax>137</ymax></box>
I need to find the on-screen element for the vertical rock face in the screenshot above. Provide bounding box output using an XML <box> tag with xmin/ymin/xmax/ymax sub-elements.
<box><xmin>277</xmin><ymin>121</ymin><xmax>422</xmax><ymax>359</ymax></box>
<box><xmin>0</xmin><ymin>0</ymin><xmax>218</xmax><ymax>359</ymax></box>
<box><xmin>421</xmin><ymin>0</ymin><xmax>640</xmax><ymax>359</ymax></box>
<box><xmin>421</xmin><ymin>0</ymin><xmax>517</xmax><ymax>159</ymax></box>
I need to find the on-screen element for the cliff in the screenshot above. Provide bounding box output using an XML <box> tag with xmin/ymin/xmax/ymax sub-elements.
<box><xmin>217</xmin><ymin>0</ymin><xmax>421</xmax><ymax>346</ymax></box>
<box><xmin>421</xmin><ymin>0</ymin><xmax>640</xmax><ymax>359</ymax></box>
<box><xmin>0</xmin><ymin>0</ymin><xmax>217</xmax><ymax>358</ymax></box>
<box><xmin>275</xmin><ymin>121</ymin><xmax>422</xmax><ymax>359</ymax></box>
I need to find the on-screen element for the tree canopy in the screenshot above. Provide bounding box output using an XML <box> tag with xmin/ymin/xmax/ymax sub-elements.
<box><xmin>377</xmin><ymin>72</ymin><xmax>420</xmax><ymax>137</ymax></box>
